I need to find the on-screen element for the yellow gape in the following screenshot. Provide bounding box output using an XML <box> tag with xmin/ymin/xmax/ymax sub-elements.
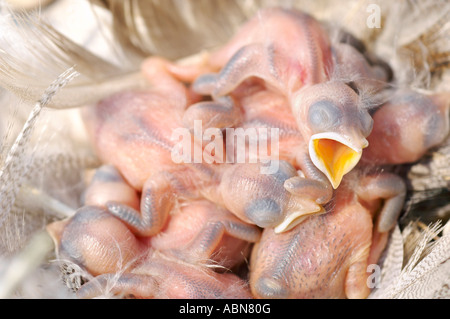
<box><xmin>312</xmin><ymin>138</ymin><xmax>364</xmax><ymax>189</ymax></box>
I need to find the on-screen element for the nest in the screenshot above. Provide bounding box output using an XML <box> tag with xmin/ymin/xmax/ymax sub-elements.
<box><xmin>0</xmin><ymin>0</ymin><xmax>449</xmax><ymax>299</ymax></box>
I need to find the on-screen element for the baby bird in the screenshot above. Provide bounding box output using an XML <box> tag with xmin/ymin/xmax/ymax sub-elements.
<box><xmin>82</xmin><ymin>57</ymin><xmax>205</xmax><ymax>237</ymax></box>
<box><xmin>198</xmin><ymin>83</ymin><xmax>333</xmax><ymax>232</ymax></box>
<box><xmin>149</xmin><ymin>198</ymin><xmax>261</xmax><ymax>269</ymax></box>
<box><xmin>249</xmin><ymin>169</ymin><xmax>406</xmax><ymax>299</ymax></box>
<box><xmin>87</xmin><ymin>165</ymin><xmax>261</xmax><ymax>268</ymax></box>
<box><xmin>181</xmin><ymin>7</ymin><xmax>387</xmax><ymax>190</ymax></box>
<box><xmin>76</xmin><ymin>252</ymin><xmax>253</xmax><ymax>299</ymax></box>
<box><xmin>362</xmin><ymin>89</ymin><xmax>450</xmax><ymax>165</ymax></box>
<box><xmin>83</xmin><ymin>56</ymin><xmax>330</xmax><ymax>234</ymax></box>
<box><xmin>47</xmin><ymin>206</ymin><xmax>252</xmax><ymax>299</ymax></box>
<box><xmin>46</xmin><ymin>165</ymin><xmax>257</xmax><ymax>298</ymax></box>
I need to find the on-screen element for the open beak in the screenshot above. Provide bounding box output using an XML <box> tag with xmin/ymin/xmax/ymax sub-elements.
<box><xmin>309</xmin><ymin>132</ymin><xmax>368</xmax><ymax>189</ymax></box>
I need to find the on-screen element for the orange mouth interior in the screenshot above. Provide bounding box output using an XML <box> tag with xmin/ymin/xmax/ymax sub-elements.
<box><xmin>313</xmin><ymin>138</ymin><xmax>361</xmax><ymax>188</ymax></box>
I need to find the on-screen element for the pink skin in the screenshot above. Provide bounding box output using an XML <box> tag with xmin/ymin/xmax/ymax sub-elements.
<box><xmin>249</xmin><ymin>169</ymin><xmax>406</xmax><ymax>299</ymax></box>
<box><xmin>83</xmin><ymin>57</ymin><xmax>329</xmax><ymax>233</ymax></box>
<box><xmin>290</xmin><ymin>80</ymin><xmax>374</xmax><ymax>154</ymax></box>
<box><xmin>52</xmin><ymin>8</ymin><xmax>440</xmax><ymax>299</ymax></box>
<box><xmin>184</xmin><ymin>7</ymin><xmax>333</xmax><ymax>106</ymax></box>
<box><xmin>80</xmin><ymin>9</ymin><xmax>391</xmax><ymax>234</ymax></box>
<box><xmin>362</xmin><ymin>89</ymin><xmax>450</xmax><ymax>165</ymax></box>
<box><xmin>47</xmin><ymin>206</ymin><xmax>146</xmax><ymax>278</ymax></box>
<box><xmin>46</xmin><ymin>166</ymin><xmax>258</xmax><ymax>298</ymax></box>
<box><xmin>149</xmin><ymin>199</ymin><xmax>261</xmax><ymax>269</ymax></box>
<box><xmin>330</xmin><ymin>42</ymin><xmax>390</xmax><ymax>93</ymax></box>
<box><xmin>168</xmin><ymin>7</ymin><xmax>331</xmax><ymax>89</ymax></box>
<box><xmin>83</xmin><ymin>165</ymin><xmax>140</xmax><ymax>211</ymax></box>
<box><xmin>221</xmin><ymin>80</ymin><xmax>303</xmax><ymax>165</ymax></box>
<box><xmin>45</xmin><ymin>24</ymin><xmax>423</xmax><ymax>301</ymax></box>
<box><xmin>82</xmin><ymin>57</ymin><xmax>256</xmax><ymax>236</ymax></box>
<box><xmin>213</xmin><ymin>160</ymin><xmax>326</xmax><ymax>233</ymax></box>
<box><xmin>84</xmin><ymin>165</ymin><xmax>261</xmax><ymax>268</ymax></box>
<box><xmin>82</xmin><ymin>57</ymin><xmax>202</xmax><ymax>193</ymax></box>
<box><xmin>178</xmin><ymin>7</ymin><xmax>382</xmax><ymax>192</ymax></box>
<box><xmin>203</xmin><ymin>7</ymin><xmax>332</xmax><ymax>94</ymax></box>
<box><xmin>76</xmin><ymin>252</ymin><xmax>253</xmax><ymax>299</ymax></box>
<box><xmin>232</xmin><ymin>79</ymin><xmax>372</xmax><ymax>193</ymax></box>
<box><xmin>47</xmin><ymin>209</ymin><xmax>252</xmax><ymax>299</ymax></box>
<box><xmin>206</xmin><ymin>84</ymin><xmax>334</xmax><ymax>220</ymax></box>
<box><xmin>48</xmin><ymin>167</ymin><xmax>403</xmax><ymax>299</ymax></box>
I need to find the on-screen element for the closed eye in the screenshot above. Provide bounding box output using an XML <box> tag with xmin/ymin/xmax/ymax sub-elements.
<box><xmin>308</xmin><ymin>100</ymin><xmax>342</xmax><ymax>132</ymax></box>
<box><xmin>345</xmin><ymin>81</ymin><xmax>359</xmax><ymax>95</ymax></box>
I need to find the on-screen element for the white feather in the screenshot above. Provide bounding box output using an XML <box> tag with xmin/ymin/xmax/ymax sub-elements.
<box><xmin>371</xmin><ymin>221</ymin><xmax>450</xmax><ymax>299</ymax></box>
<box><xmin>0</xmin><ymin>67</ymin><xmax>79</xmax><ymax>229</ymax></box>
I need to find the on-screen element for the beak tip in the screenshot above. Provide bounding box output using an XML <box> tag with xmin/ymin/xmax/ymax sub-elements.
<box><xmin>309</xmin><ymin>133</ymin><xmax>364</xmax><ymax>189</ymax></box>
<box><xmin>327</xmin><ymin>174</ymin><xmax>343</xmax><ymax>189</ymax></box>
<box><xmin>274</xmin><ymin>204</ymin><xmax>324</xmax><ymax>233</ymax></box>
<box><xmin>331</xmin><ymin>180</ymin><xmax>340</xmax><ymax>189</ymax></box>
